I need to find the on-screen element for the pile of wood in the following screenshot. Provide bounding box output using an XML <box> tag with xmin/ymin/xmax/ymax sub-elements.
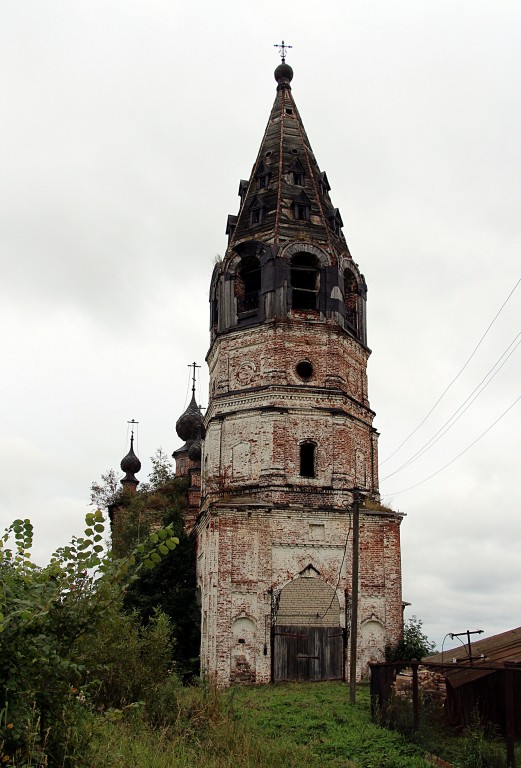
<box><xmin>394</xmin><ymin>666</ymin><xmax>446</xmax><ymax>705</ymax></box>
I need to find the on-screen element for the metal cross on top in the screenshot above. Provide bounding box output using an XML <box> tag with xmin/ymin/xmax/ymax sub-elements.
<box><xmin>127</xmin><ymin>418</ymin><xmax>139</xmax><ymax>441</ymax></box>
<box><xmin>189</xmin><ymin>361</ymin><xmax>201</xmax><ymax>395</ymax></box>
<box><xmin>274</xmin><ymin>40</ymin><xmax>292</xmax><ymax>63</ymax></box>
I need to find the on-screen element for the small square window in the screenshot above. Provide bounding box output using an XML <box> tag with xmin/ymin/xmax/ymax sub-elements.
<box><xmin>293</xmin><ymin>172</ymin><xmax>304</xmax><ymax>186</ymax></box>
<box><xmin>249</xmin><ymin>207</ymin><xmax>263</xmax><ymax>226</ymax></box>
<box><xmin>294</xmin><ymin>203</ymin><xmax>309</xmax><ymax>221</ymax></box>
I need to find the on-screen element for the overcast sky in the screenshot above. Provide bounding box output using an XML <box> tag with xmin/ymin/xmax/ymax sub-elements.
<box><xmin>1</xmin><ymin>0</ymin><xmax>520</xmax><ymax>650</ymax></box>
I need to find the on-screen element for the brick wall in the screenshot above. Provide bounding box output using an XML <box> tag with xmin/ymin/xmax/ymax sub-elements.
<box><xmin>197</xmin><ymin>260</ymin><xmax>402</xmax><ymax>686</ymax></box>
<box><xmin>196</xmin><ymin>504</ymin><xmax>402</xmax><ymax>685</ymax></box>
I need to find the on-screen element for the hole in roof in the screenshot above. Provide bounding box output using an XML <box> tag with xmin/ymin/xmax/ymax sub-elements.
<box><xmin>265</xmin><ymin>151</ymin><xmax>272</xmax><ymax>158</ymax></box>
<box><xmin>285</xmin><ymin>108</ymin><xmax>293</xmax><ymax>115</ymax></box>
<box><xmin>291</xmin><ymin>148</ymin><xmax>299</xmax><ymax>155</ymax></box>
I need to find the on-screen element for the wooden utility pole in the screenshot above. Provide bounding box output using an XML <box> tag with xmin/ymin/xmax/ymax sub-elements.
<box><xmin>349</xmin><ymin>488</ymin><xmax>361</xmax><ymax>704</ymax></box>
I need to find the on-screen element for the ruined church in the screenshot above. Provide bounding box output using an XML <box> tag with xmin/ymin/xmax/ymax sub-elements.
<box><xmin>116</xmin><ymin>58</ymin><xmax>404</xmax><ymax>686</ymax></box>
<box><xmin>170</xmin><ymin>59</ymin><xmax>404</xmax><ymax>686</ymax></box>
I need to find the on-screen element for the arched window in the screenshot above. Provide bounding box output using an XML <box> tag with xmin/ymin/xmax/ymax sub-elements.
<box><xmin>300</xmin><ymin>441</ymin><xmax>316</xmax><ymax>478</ymax></box>
<box><xmin>344</xmin><ymin>267</ymin><xmax>358</xmax><ymax>331</ymax></box>
<box><xmin>291</xmin><ymin>253</ymin><xmax>319</xmax><ymax>310</ymax></box>
<box><xmin>236</xmin><ymin>256</ymin><xmax>261</xmax><ymax>314</ymax></box>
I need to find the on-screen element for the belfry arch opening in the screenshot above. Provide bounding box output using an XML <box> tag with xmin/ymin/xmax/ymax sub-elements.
<box><xmin>235</xmin><ymin>255</ymin><xmax>261</xmax><ymax>314</ymax></box>
<box><xmin>343</xmin><ymin>267</ymin><xmax>358</xmax><ymax>332</ymax></box>
<box><xmin>291</xmin><ymin>253</ymin><xmax>319</xmax><ymax>310</ymax></box>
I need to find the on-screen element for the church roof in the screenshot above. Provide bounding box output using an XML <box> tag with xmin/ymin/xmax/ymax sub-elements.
<box><xmin>120</xmin><ymin>432</ymin><xmax>141</xmax><ymax>487</ymax></box>
<box><xmin>176</xmin><ymin>392</ymin><xmax>204</xmax><ymax>442</ymax></box>
<box><xmin>228</xmin><ymin>63</ymin><xmax>350</xmax><ymax>259</ymax></box>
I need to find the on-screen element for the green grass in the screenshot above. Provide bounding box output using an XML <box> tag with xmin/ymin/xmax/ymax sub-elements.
<box><xmin>231</xmin><ymin>683</ymin><xmax>431</xmax><ymax>767</ymax></box>
<box><xmin>88</xmin><ymin>682</ymin><xmax>432</xmax><ymax>768</ymax></box>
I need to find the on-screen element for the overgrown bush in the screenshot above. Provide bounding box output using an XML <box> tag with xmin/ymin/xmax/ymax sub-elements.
<box><xmin>455</xmin><ymin>717</ymin><xmax>507</xmax><ymax>768</ymax></box>
<box><xmin>0</xmin><ymin>512</ymin><xmax>179</xmax><ymax>766</ymax></box>
<box><xmin>77</xmin><ymin>608</ymin><xmax>174</xmax><ymax>711</ymax></box>
<box><xmin>385</xmin><ymin>616</ymin><xmax>435</xmax><ymax>662</ymax></box>
<box><xmin>94</xmin><ymin>451</ymin><xmax>200</xmax><ymax>678</ymax></box>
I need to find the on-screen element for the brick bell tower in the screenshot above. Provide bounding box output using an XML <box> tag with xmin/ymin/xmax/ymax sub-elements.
<box><xmin>196</xmin><ymin>58</ymin><xmax>403</xmax><ymax>685</ymax></box>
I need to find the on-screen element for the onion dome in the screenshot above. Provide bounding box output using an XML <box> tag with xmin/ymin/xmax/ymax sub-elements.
<box><xmin>120</xmin><ymin>433</ymin><xmax>141</xmax><ymax>488</ymax></box>
<box><xmin>176</xmin><ymin>393</ymin><xmax>204</xmax><ymax>442</ymax></box>
<box><xmin>188</xmin><ymin>441</ymin><xmax>202</xmax><ymax>462</ymax></box>
<box><xmin>274</xmin><ymin>62</ymin><xmax>293</xmax><ymax>89</ymax></box>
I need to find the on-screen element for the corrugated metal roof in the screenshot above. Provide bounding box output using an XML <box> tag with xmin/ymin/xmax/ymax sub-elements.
<box><xmin>424</xmin><ymin>626</ymin><xmax>521</xmax><ymax>688</ymax></box>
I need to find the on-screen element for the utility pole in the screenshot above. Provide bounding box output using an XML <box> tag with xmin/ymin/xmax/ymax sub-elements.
<box><xmin>449</xmin><ymin>628</ymin><xmax>484</xmax><ymax>665</ymax></box>
<box><xmin>349</xmin><ymin>488</ymin><xmax>361</xmax><ymax>704</ymax></box>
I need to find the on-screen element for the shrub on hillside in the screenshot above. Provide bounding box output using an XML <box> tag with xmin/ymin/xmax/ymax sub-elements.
<box><xmin>0</xmin><ymin>513</ymin><xmax>179</xmax><ymax>766</ymax></box>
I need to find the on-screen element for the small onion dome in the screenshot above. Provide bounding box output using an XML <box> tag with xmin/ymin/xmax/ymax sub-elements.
<box><xmin>188</xmin><ymin>440</ymin><xmax>201</xmax><ymax>462</ymax></box>
<box><xmin>121</xmin><ymin>434</ymin><xmax>141</xmax><ymax>486</ymax></box>
<box><xmin>275</xmin><ymin>62</ymin><xmax>293</xmax><ymax>89</ymax></box>
<box><xmin>176</xmin><ymin>393</ymin><xmax>204</xmax><ymax>442</ymax></box>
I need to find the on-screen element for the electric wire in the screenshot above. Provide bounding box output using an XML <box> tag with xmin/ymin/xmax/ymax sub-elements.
<box><xmin>197</xmin><ymin>370</ymin><xmax>206</xmax><ymax>414</ymax></box>
<box><xmin>183</xmin><ymin>366</ymin><xmax>192</xmax><ymax>409</ymax></box>
<box><xmin>441</xmin><ymin>633</ymin><xmax>452</xmax><ymax>664</ymax></box>
<box><xmin>385</xmin><ymin>394</ymin><xmax>521</xmax><ymax>496</ymax></box>
<box><xmin>380</xmin><ymin>277</ymin><xmax>521</xmax><ymax>466</ymax></box>
<box><xmin>319</xmin><ymin>509</ymin><xmax>352</xmax><ymax>619</ymax></box>
<box><xmin>381</xmin><ymin>330</ymin><xmax>521</xmax><ymax>481</ymax></box>
<box><xmin>451</xmin><ymin>634</ymin><xmax>470</xmax><ymax>654</ymax></box>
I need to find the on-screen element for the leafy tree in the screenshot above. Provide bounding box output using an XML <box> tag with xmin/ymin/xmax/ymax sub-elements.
<box><xmin>147</xmin><ymin>447</ymin><xmax>176</xmax><ymax>490</ymax></box>
<box><xmin>0</xmin><ymin>512</ymin><xmax>179</xmax><ymax>766</ymax></box>
<box><xmin>122</xmin><ymin>478</ymin><xmax>200</xmax><ymax>678</ymax></box>
<box><xmin>385</xmin><ymin>616</ymin><xmax>436</xmax><ymax>662</ymax></box>
<box><xmin>89</xmin><ymin>468</ymin><xmax>120</xmax><ymax>508</ymax></box>
<box><xmin>93</xmin><ymin>451</ymin><xmax>200</xmax><ymax>678</ymax></box>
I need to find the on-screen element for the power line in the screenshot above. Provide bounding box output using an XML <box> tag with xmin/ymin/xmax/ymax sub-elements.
<box><xmin>384</xmin><ymin>394</ymin><xmax>521</xmax><ymax>496</ymax></box>
<box><xmin>381</xmin><ymin>277</ymin><xmax>521</xmax><ymax>466</ymax></box>
<box><xmin>319</xmin><ymin>508</ymin><xmax>352</xmax><ymax>619</ymax></box>
<box><xmin>381</xmin><ymin>330</ymin><xmax>521</xmax><ymax>481</ymax></box>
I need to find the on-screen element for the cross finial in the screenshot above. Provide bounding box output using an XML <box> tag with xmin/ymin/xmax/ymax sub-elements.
<box><xmin>188</xmin><ymin>361</ymin><xmax>201</xmax><ymax>395</ymax></box>
<box><xmin>274</xmin><ymin>40</ymin><xmax>292</xmax><ymax>63</ymax></box>
<box><xmin>127</xmin><ymin>419</ymin><xmax>139</xmax><ymax>445</ymax></box>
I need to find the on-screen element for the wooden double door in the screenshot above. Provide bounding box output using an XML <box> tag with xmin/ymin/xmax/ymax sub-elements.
<box><xmin>272</xmin><ymin>624</ymin><xmax>345</xmax><ymax>682</ymax></box>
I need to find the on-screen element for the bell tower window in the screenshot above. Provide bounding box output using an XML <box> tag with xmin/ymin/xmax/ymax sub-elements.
<box><xmin>238</xmin><ymin>179</ymin><xmax>248</xmax><ymax>206</ymax></box>
<box><xmin>250</xmin><ymin>207</ymin><xmax>263</xmax><ymax>225</ymax></box>
<box><xmin>328</xmin><ymin>208</ymin><xmax>343</xmax><ymax>236</ymax></box>
<box><xmin>289</xmin><ymin>158</ymin><xmax>306</xmax><ymax>186</ymax></box>
<box><xmin>344</xmin><ymin>267</ymin><xmax>358</xmax><ymax>332</ymax></box>
<box><xmin>248</xmin><ymin>197</ymin><xmax>266</xmax><ymax>227</ymax></box>
<box><xmin>236</xmin><ymin>255</ymin><xmax>261</xmax><ymax>314</ymax></box>
<box><xmin>226</xmin><ymin>214</ymin><xmax>237</xmax><ymax>242</ymax></box>
<box><xmin>300</xmin><ymin>442</ymin><xmax>316</xmax><ymax>478</ymax></box>
<box><xmin>294</xmin><ymin>202</ymin><xmax>309</xmax><ymax>220</ymax></box>
<box><xmin>255</xmin><ymin>161</ymin><xmax>270</xmax><ymax>190</ymax></box>
<box><xmin>291</xmin><ymin>253</ymin><xmax>319</xmax><ymax>310</ymax></box>
<box><xmin>292</xmin><ymin>191</ymin><xmax>311</xmax><ymax>222</ymax></box>
<box><xmin>319</xmin><ymin>171</ymin><xmax>331</xmax><ymax>197</ymax></box>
